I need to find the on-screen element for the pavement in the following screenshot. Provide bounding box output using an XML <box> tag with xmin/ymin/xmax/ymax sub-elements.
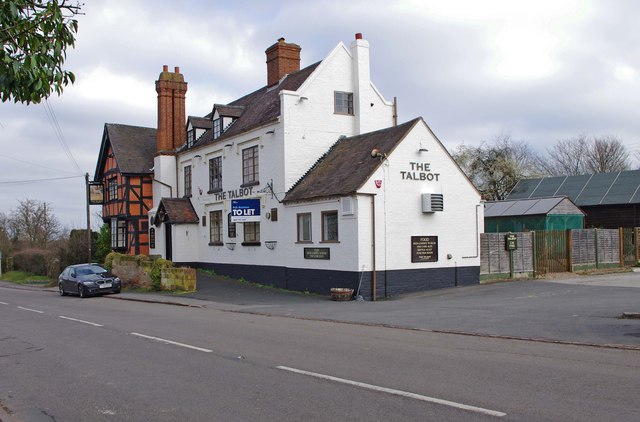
<box><xmin>3</xmin><ymin>270</ymin><xmax>640</xmax><ymax>350</ymax></box>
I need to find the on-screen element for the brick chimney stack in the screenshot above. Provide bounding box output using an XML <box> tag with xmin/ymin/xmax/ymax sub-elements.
<box><xmin>155</xmin><ymin>65</ymin><xmax>188</xmax><ymax>154</ymax></box>
<box><xmin>265</xmin><ymin>38</ymin><xmax>301</xmax><ymax>87</ymax></box>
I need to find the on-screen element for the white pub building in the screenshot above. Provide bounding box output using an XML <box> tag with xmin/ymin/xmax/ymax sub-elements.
<box><xmin>146</xmin><ymin>34</ymin><xmax>483</xmax><ymax>299</ymax></box>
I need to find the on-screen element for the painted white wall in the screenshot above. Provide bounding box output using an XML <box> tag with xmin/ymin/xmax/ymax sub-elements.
<box><xmin>357</xmin><ymin>120</ymin><xmax>483</xmax><ymax>271</ymax></box>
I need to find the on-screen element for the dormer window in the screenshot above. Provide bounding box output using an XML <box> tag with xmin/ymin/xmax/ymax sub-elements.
<box><xmin>187</xmin><ymin>129</ymin><xmax>195</xmax><ymax>148</ymax></box>
<box><xmin>213</xmin><ymin>118</ymin><xmax>222</xmax><ymax>139</ymax></box>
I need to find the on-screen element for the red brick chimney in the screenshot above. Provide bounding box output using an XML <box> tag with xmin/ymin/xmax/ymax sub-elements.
<box><xmin>265</xmin><ymin>38</ymin><xmax>301</xmax><ymax>87</ymax></box>
<box><xmin>155</xmin><ymin>65</ymin><xmax>188</xmax><ymax>154</ymax></box>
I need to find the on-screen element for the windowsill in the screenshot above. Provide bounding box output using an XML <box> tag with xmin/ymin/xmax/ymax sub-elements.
<box><xmin>208</xmin><ymin>242</ymin><xmax>223</xmax><ymax>246</ymax></box>
<box><xmin>183</xmin><ymin>194</ymin><xmax>192</xmax><ymax>198</ymax></box>
<box><xmin>241</xmin><ymin>241</ymin><xmax>261</xmax><ymax>247</ymax></box>
<box><xmin>333</xmin><ymin>112</ymin><xmax>354</xmax><ymax>116</ymax></box>
<box><xmin>296</xmin><ymin>241</ymin><xmax>313</xmax><ymax>244</ymax></box>
<box><xmin>241</xmin><ymin>181</ymin><xmax>259</xmax><ymax>188</ymax></box>
<box><xmin>208</xmin><ymin>188</ymin><xmax>223</xmax><ymax>194</ymax></box>
<box><xmin>320</xmin><ymin>240</ymin><xmax>340</xmax><ymax>243</ymax></box>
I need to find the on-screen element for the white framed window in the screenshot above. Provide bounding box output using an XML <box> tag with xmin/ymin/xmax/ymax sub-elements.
<box><xmin>297</xmin><ymin>213</ymin><xmax>312</xmax><ymax>242</ymax></box>
<box><xmin>209</xmin><ymin>156</ymin><xmax>222</xmax><ymax>192</ymax></box>
<box><xmin>184</xmin><ymin>165</ymin><xmax>192</xmax><ymax>197</ymax></box>
<box><xmin>111</xmin><ymin>218</ymin><xmax>127</xmax><ymax>249</ymax></box>
<box><xmin>321</xmin><ymin>211</ymin><xmax>338</xmax><ymax>242</ymax></box>
<box><xmin>209</xmin><ymin>210</ymin><xmax>223</xmax><ymax>245</ymax></box>
<box><xmin>243</xmin><ymin>221</ymin><xmax>260</xmax><ymax>244</ymax></box>
<box><xmin>334</xmin><ymin>91</ymin><xmax>353</xmax><ymax>115</ymax></box>
<box><xmin>213</xmin><ymin>118</ymin><xmax>221</xmax><ymax>139</ymax></box>
<box><xmin>242</xmin><ymin>145</ymin><xmax>259</xmax><ymax>185</ymax></box>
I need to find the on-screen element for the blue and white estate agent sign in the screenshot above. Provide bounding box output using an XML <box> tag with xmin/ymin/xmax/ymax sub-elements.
<box><xmin>231</xmin><ymin>199</ymin><xmax>261</xmax><ymax>222</ymax></box>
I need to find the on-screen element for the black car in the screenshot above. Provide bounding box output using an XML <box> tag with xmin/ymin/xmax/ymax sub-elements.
<box><xmin>58</xmin><ymin>263</ymin><xmax>121</xmax><ymax>298</ymax></box>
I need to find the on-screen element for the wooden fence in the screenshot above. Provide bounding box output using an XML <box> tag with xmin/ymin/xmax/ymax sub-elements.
<box><xmin>481</xmin><ymin>228</ymin><xmax>639</xmax><ymax>280</ymax></box>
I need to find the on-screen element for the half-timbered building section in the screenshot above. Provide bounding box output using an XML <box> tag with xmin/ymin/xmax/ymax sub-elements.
<box><xmin>94</xmin><ymin>123</ymin><xmax>156</xmax><ymax>255</ymax></box>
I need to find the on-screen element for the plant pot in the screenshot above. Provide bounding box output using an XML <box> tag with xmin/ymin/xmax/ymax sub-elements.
<box><xmin>330</xmin><ymin>288</ymin><xmax>354</xmax><ymax>301</ymax></box>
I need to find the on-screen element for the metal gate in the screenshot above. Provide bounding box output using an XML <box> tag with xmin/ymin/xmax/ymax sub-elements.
<box><xmin>621</xmin><ymin>228</ymin><xmax>637</xmax><ymax>267</ymax></box>
<box><xmin>534</xmin><ymin>230</ymin><xmax>568</xmax><ymax>275</ymax></box>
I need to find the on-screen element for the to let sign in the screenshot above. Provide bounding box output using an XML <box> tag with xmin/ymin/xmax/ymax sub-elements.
<box><xmin>411</xmin><ymin>236</ymin><xmax>438</xmax><ymax>262</ymax></box>
<box><xmin>231</xmin><ymin>199</ymin><xmax>261</xmax><ymax>222</ymax></box>
<box><xmin>505</xmin><ymin>233</ymin><xmax>518</xmax><ymax>251</ymax></box>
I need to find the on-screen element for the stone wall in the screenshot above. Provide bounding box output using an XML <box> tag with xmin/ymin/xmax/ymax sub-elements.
<box><xmin>161</xmin><ymin>267</ymin><xmax>196</xmax><ymax>292</ymax></box>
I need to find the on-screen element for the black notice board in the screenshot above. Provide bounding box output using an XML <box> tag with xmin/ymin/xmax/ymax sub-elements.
<box><xmin>304</xmin><ymin>247</ymin><xmax>330</xmax><ymax>260</ymax></box>
<box><xmin>411</xmin><ymin>236</ymin><xmax>438</xmax><ymax>262</ymax></box>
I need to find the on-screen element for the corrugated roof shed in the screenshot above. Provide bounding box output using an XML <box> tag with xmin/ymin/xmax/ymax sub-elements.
<box><xmin>508</xmin><ymin>170</ymin><xmax>640</xmax><ymax>206</ymax></box>
<box><xmin>484</xmin><ymin>197</ymin><xmax>583</xmax><ymax>217</ymax></box>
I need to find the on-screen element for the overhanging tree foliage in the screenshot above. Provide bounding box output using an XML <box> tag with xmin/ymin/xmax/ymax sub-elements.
<box><xmin>0</xmin><ymin>0</ymin><xmax>82</xmax><ymax>104</ymax></box>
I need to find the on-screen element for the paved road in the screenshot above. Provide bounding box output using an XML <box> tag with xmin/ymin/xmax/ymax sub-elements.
<box><xmin>182</xmin><ymin>271</ymin><xmax>640</xmax><ymax>347</ymax></box>
<box><xmin>1</xmin><ymin>284</ymin><xmax>639</xmax><ymax>421</ymax></box>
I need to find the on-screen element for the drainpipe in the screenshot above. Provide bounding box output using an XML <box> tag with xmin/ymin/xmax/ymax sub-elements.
<box><xmin>371</xmin><ymin>194</ymin><xmax>376</xmax><ymax>301</ymax></box>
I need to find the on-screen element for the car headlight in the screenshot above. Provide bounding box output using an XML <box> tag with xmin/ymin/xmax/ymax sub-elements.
<box><xmin>114</xmin><ymin>277</ymin><xmax>121</xmax><ymax>283</ymax></box>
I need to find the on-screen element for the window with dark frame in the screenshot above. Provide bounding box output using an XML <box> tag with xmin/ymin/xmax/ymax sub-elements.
<box><xmin>187</xmin><ymin>129</ymin><xmax>195</xmax><ymax>148</ymax></box>
<box><xmin>297</xmin><ymin>213</ymin><xmax>312</xmax><ymax>242</ymax></box>
<box><xmin>322</xmin><ymin>211</ymin><xmax>338</xmax><ymax>242</ymax></box>
<box><xmin>243</xmin><ymin>221</ymin><xmax>260</xmax><ymax>244</ymax></box>
<box><xmin>242</xmin><ymin>145</ymin><xmax>259</xmax><ymax>185</ymax></box>
<box><xmin>227</xmin><ymin>213</ymin><xmax>236</xmax><ymax>238</ymax></box>
<box><xmin>209</xmin><ymin>156</ymin><xmax>222</xmax><ymax>192</ymax></box>
<box><xmin>111</xmin><ymin>218</ymin><xmax>127</xmax><ymax>249</ymax></box>
<box><xmin>107</xmin><ymin>177</ymin><xmax>118</xmax><ymax>202</ymax></box>
<box><xmin>184</xmin><ymin>165</ymin><xmax>192</xmax><ymax>197</ymax></box>
<box><xmin>334</xmin><ymin>91</ymin><xmax>354</xmax><ymax>115</ymax></box>
<box><xmin>209</xmin><ymin>210</ymin><xmax>223</xmax><ymax>244</ymax></box>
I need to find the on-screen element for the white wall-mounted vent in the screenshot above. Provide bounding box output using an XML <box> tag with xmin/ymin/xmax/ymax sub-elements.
<box><xmin>341</xmin><ymin>197</ymin><xmax>354</xmax><ymax>215</ymax></box>
<box><xmin>422</xmin><ymin>193</ymin><xmax>444</xmax><ymax>213</ymax></box>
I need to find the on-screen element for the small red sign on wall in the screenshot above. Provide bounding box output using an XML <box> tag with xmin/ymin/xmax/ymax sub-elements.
<box><xmin>374</xmin><ymin>180</ymin><xmax>382</xmax><ymax>188</ymax></box>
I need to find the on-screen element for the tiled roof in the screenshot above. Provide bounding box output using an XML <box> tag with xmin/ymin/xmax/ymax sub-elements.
<box><xmin>213</xmin><ymin>104</ymin><xmax>245</xmax><ymax>118</ymax></box>
<box><xmin>188</xmin><ymin>116</ymin><xmax>213</xmax><ymax>130</ymax></box>
<box><xmin>94</xmin><ymin>124</ymin><xmax>156</xmax><ymax>180</ymax></box>
<box><xmin>154</xmin><ymin>198</ymin><xmax>199</xmax><ymax>225</ymax></box>
<box><xmin>284</xmin><ymin>118</ymin><xmax>421</xmax><ymax>203</ymax></box>
<box><xmin>192</xmin><ymin>61</ymin><xmax>321</xmax><ymax>150</ymax></box>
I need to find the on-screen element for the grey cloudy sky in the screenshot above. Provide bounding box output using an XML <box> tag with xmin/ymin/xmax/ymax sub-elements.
<box><xmin>1</xmin><ymin>0</ymin><xmax>639</xmax><ymax>229</ymax></box>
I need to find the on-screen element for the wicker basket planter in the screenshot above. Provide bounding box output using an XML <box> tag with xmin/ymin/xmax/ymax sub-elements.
<box><xmin>330</xmin><ymin>288</ymin><xmax>354</xmax><ymax>301</ymax></box>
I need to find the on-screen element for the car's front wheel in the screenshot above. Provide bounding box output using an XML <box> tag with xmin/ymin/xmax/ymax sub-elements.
<box><xmin>78</xmin><ymin>284</ymin><xmax>86</xmax><ymax>298</ymax></box>
<box><xmin>59</xmin><ymin>283</ymin><xmax>66</xmax><ymax>296</ymax></box>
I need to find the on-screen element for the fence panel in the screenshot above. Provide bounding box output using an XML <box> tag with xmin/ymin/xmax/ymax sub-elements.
<box><xmin>480</xmin><ymin>232</ymin><xmax>533</xmax><ymax>276</ymax></box>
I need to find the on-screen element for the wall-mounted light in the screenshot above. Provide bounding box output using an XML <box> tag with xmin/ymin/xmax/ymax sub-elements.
<box><xmin>298</xmin><ymin>96</ymin><xmax>308</xmax><ymax>104</ymax></box>
<box><xmin>224</xmin><ymin>142</ymin><xmax>234</xmax><ymax>148</ymax></box>
<box><xmin>370</xmin><ymin>148</ymin><xmax>387</xmax><ymax>160</ymax></box>
<box><xmin>418</xmin><ymin>148</ymin><xmax>428</xmax><ymax>153</ymax></box>
<box><xmin>265</xmin><ymin>130</ymin><xmax>275</xmax><ymax>135</ymax></box>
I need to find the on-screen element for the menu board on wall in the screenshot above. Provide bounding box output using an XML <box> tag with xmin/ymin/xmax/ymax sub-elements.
<box><xmin>411</xmin><ymin>236</ymin><xmax>438</xmax><ymax>262</ymax></box>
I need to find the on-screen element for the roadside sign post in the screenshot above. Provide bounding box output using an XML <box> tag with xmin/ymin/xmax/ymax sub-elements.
<box><xmin>505</xmin><ymin>233</ymin><xmax>518</xmax><ymax>279</ymax></box>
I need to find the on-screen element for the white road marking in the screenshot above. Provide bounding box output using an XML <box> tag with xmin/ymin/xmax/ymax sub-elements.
<box><xmin>276</xmin><ymin>366</ymin><xmax>506</xmax><ymax>418</ymax></box>
<box><xmin>130</xmin><ymin>332</ymin><xmax>213</xmax><ymax>353</ymax></box>
<box><xmin>59</xmin><ymin>316</ymin><xmax>103</xmax><ymax>327</ymax></box>
<box><xmin>17</xmin><ymin>306</ymin><xmax>44</xmax><ymax>314</ymax></box>
<box><xmin>0</xmin><ymin>301</ymin><xmax>8</xmax><ymax>305</ymax></box>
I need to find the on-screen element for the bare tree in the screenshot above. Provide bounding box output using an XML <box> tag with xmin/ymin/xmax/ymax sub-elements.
<box><xmin>452</xmin><ymin>135</ymin><xmax>542</xmax><ymax>200</ymax></box>
<box><xmin>584</xmin><ymin>135</ymin><xmax>630</xmax><ymax>173</ymax></box>
<box><xmin>10</xmin><ymin>199</ymin><xmax>61</xmax><ymax>248</ymax></box>
<box><xmin>540</xmin><ymin>134</ymin><xmax>630</xmax><ymax>176</ymax></box>
<box><xmin>537</xmin><ymin>135</ymin><xmax>589</xmax><ymax>176</ymax></box>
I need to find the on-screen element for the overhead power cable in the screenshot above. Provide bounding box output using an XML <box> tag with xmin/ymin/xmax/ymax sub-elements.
<box><xmin>0</xmin><ymin>175</ymin><xmax>84</xmax><ymax>185</ymax></box>
<box><xmin>0</xmin><ymin>153</ymin><xmax>79</xmax><ymax>175</ymax></box>
<box><xmin>43</xmin><ymin>99</ymin><xmax>83</xmax><ymax>175</ymax></box>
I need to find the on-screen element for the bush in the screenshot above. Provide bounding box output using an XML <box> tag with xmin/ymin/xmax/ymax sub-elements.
<box><xmin>13</xmin><ymin>248</ymin><xmax>56</xmax><ymax>276</ymax></box>
<box><xmin>104</xmin><ymin>251</ymin><xmax>119</xmax><ymax>270</ymax></box>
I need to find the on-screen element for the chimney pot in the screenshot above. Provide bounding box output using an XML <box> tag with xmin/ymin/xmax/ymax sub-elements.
<box><xmin>175</xmin><ymin>66</ymin><xmax>180</xmax><ymax>73</ymax></box>
<box><xmin>355</xmin><ymin>33</ymin><xmax>363</xmax><ymax>40</ymax></box>
<box><xmin>163</xmin><ymin>65</ymin><xmax>168</xmax><ymax>72</ymax></box>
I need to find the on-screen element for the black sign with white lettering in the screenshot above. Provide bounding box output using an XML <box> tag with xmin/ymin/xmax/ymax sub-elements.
<box><xmin>411</xmin><ymin>236</ymin><xmax>438</xmax><ymax>262</ymax></box>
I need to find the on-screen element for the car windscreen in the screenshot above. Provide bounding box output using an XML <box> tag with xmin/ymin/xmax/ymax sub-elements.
<box><xmin>77</xmin><ymin>265</ymin><xmax>107</xmax><ymax>276</ymax></box>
